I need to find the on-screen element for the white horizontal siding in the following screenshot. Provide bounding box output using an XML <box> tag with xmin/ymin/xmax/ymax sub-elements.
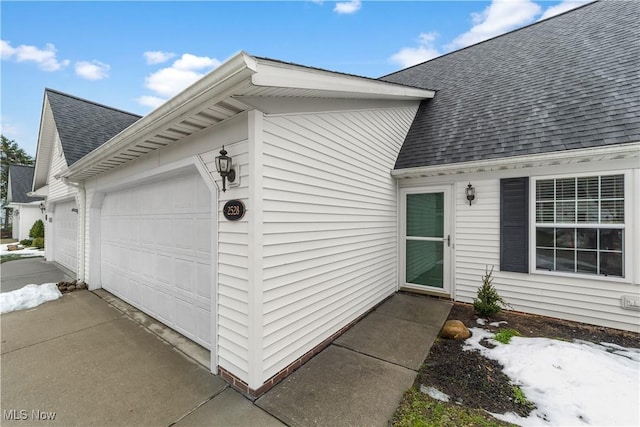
<box><xmin>47</xmin><ymin>135</ymin><xmax>76</xmax><ymax>203</ymax></box>
<box><xmin>260</xmin><ymin>105</ymin><xmax>419</xmax><ymax>380</ymax></box>
<box><xmin>201</xmin><ymin>140</ymin><xmax>251</xmax><ymax>382</ymax></box>
<box><xmin>453</xmin><ymin>177</ymin><xmax>640</xmax><ymax>332</ymax></box>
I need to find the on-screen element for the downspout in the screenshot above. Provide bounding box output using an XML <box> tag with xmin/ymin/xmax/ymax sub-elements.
<box><xmin>61</xmin><ymin>177</ymin><xmax>86</xmax><ymax>282</ymax></box>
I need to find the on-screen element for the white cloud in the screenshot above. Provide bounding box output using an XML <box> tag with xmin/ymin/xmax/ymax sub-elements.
<box><xmin>448</xmin><ymin>0</ymin><xmax>541</xmax><ymax>50</ymax></box>
<box><xmin>334</xmin><ymin>0</ymin><xmax>361</xmax><ymax>15</ymax></box>
<box><xmin>0</xmin><ymin>115</ymin><xmax>22</xmax><ymax>139</ymax></box>
<box><xmin>138</xmin><ymin>53</ymin><xmax>221</xmax><ymax>107</ymax></box>
<box><xmin>538</xmin><ymin>0</ymin><xmax>589</xmax><ymax>21</ymax></box>
<box><xmin>136</xmin><ymin>95</ymin><xmax>166</xmax><ymax>109</ymax></box>
<box><xmin>75</xmin><ymin>60</ymin><xmax>110</xmax><ymax>80</ymax></box>
<box><xmin>143</xmin><ymin>50</ymin><xmax>176</xmax><ymax>65</ymax></box>
<box><xmin>0</xmin><ymin>40</ymin><xmax>69</xmax><ymax>71</ymax></box>
<box><xmin>390</xmin><ymin>32</ymin><xmax>442</xmax><ymax>68</ymax></box>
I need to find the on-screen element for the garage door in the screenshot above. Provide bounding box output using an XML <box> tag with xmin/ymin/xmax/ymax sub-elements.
<box><xmin>100</xmin><ymin>171</ymin><xmax>213</xmax><ymax>349</ymax></box>
<box><xmin>52</xmin><ymin>199</ymin><xmax>78</xmax><ymax>273</ymax></box>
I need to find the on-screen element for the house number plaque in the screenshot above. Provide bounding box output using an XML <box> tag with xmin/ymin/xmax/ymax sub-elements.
<box><xmin>223</xmin><ymin>200</ymin><xmax>246</xmax><ymax>221</ymax></box>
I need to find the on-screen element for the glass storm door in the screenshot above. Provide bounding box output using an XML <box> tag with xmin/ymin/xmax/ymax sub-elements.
<box><xmin>402</xmin><ymin>188</ymin><xmax>451</xmax><ymax>293</ymax></box>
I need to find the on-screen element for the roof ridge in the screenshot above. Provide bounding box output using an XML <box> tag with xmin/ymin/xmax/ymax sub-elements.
<box><xmin>380</xmin><ymin>0</ymin><xmax>598</xmax><ymax>79</ymax></box>
<box><xmin>45</xmin><ymin>88</ymin><xmax>142</xmax><ymax>118</ymax></box>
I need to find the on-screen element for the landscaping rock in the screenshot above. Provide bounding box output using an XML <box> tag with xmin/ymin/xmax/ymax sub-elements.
<box><xmin>77</xmin><ymin>282</ymin><xmax>87</xmax><ymax>290</ymax></box>
<box><xmin>66</xmin><ymin>285</ymin><xmax>76</xmax><ymax>291</ymax></box>
<box><xmin>440</xmin><ymin>320</ymin><xmax>471</xmax><ymax>340</ymax></box>
<box><xmin>7</xmin><ymin>245</ymin><xmax>19</xmax><ymax>251</ymax></box>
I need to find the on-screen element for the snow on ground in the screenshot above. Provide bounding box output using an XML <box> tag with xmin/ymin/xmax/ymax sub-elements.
<box><xmin>0</xmin><ymin>283</ymin><xmax>62</xmax><ymax>314</ymax></box>
<box><xmin>465</xmin><ymin>327</ymin><xmax>640</xmax><ymax>426</ymax></box>
<box><xmin>1</xmin><ymin>243</ymin><xmax>45</xmax><ymax>257</ymax></box>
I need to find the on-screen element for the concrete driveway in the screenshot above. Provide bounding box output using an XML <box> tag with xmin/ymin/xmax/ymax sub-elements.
<box><xmin>1</xmin><ymin>258</ymin><xmax>452</xmax><ymax>426</ymax></box>
<box><xmin>0</xmin><ymin>291</ymin><xmax>283</xmax><ymax>427</ymax></box>
<box><xmin>0</xmin><ymin>257</ymin><xmax>73</xmax><ymax>292</ymax></box>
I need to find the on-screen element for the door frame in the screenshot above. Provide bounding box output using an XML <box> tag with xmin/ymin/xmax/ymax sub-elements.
<box><xmin>399</xmin><ymin>185</ymin><xmax>454</xmax><ymax>296</ymax></box>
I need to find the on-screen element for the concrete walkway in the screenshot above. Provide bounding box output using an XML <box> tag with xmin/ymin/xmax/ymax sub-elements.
<box><xmin>256</xmin><ymin>294</ymin><xmax>452</xmax><ymax>426</ymax></box>
<box><xmin>1</xmin><ymin>258</ymin><xmax>452</xmax><ymax>426</ymax></box>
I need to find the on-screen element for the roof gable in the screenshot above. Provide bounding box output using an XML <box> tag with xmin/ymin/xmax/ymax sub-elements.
<box><xmin>383</xmin><ymin>0</ymin><xmax>640</xmax><ymax>169</ymax></box>
<box><xmin>45</xmin><ymin>89</ymin><xmax>142</xmax><ymax>166</ymax></box>
<box><xmin>8</xmin><ymin>164</ymin><xmax>43</xmax><ymax>204</ymax></box>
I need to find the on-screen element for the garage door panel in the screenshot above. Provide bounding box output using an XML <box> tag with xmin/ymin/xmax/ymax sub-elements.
<box><xmin>101</xmin><ymin>171</ymin><xmax>212</xmax><ymax>349</ymax></box>
<box><xmin>53</xmin><ymin>200</ymin><xmax>78</xmax><ymax>273</ymax></box>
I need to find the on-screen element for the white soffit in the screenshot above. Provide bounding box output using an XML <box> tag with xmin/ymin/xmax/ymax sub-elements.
<box><xmin>63</xmin><ymin>52</ymin><xmax>433</xmax><ymax>182</ymax></box>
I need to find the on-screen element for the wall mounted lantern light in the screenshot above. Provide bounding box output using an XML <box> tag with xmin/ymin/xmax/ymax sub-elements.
<box><xmin>215</xmin><ymin>146</ymin><xmax>236</xmax><ymax>192</ymax></box>
<box><xmin>40</xmin><ymin>202</ymin><xmax>46</xmax><ymax>214</ymax></box>
<box><xmin>465</xmin><ymin>182</ymin><xmax>476</xmax><ymax>206</ymax></box>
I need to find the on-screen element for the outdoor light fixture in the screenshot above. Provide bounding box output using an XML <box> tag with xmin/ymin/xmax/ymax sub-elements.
<box><xmin>39</xmin><ymin>202</ymin><xmax>46</xmax><ymax>214</ymax></box>
<box><xmin>466</xmin><ymin>182</ymin><xmax>476</xmax><ymax>206</ymax></box>
<box><xmin>215</xmin><ymin>146</ymin><xmax>236</xmax><ymax>192</ymax></box>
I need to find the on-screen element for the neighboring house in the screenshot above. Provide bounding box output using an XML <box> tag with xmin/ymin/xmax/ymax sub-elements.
<box><xmin>31</xmin><ymin>0</ymin><xmax>638</xmax><ymax>398</ymax></box>
<box><xmin>32</xmin><ymin>89</ymin><xmax>141</xmax><ymax>273</ymax></box>
<box><xmin>6</xmin><ymin>165</ymin><xmax>44</xmax><ymax>241</ymax></box>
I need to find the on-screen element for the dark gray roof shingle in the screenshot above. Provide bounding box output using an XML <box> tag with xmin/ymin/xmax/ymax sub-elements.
<box><xmin>8</xmin><ymin>165</ymin><xmax>43</xmax><ymax>203</ymax></box>
<box><xmin>382</xmin><ymin>0</ymin><xmax>640</xmax><ymax>169</ymax></box>
<box><xmin>46</xmin><ymin>89</ymin><xmax>142</xmax><ymax>166</ymax></box>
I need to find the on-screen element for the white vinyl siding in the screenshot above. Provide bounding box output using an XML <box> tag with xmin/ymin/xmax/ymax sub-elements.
<box><xmin>260</xmin><ymin>106</ymin><xmax>419</xmax><ymax>380</ymax></box>
<box><xmin>47</xmin><ymin>136</ymin><xmax>75</xmax><ymax>202</ymax></box>
<box><xmin>201</xmin><ymin>140</ymin><xmax>251</xmax><ymax>381</ymax></box>
<box><xmin>453</xmin><ymin>177</ymin><xmax>639</xmax><ymax>332</ymax></box>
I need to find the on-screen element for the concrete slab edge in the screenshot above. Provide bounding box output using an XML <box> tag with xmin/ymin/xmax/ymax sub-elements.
<box><xmin>91</xmin><ymin>289</ymin><xmax>211</xmax><ymax>370</ymax></box>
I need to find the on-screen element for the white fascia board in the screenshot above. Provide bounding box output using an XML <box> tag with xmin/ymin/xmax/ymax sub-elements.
<box><xmin>391</xmin><ymin>142</ymin><xmax>640</xmax><ymax>179</ymax></box>
<box><xmin>62</xmin><ymin>51</ymin><xmax>257</xmax><ymax>181</ymax></box>
<box><xmin>251</xmin><ymin>58</ymin><xmax>435</xmax><ymax>100</ymax></box>
<box><xmin>33</xmin><ymin>96</ymin><xmax>56</xmax><ymax>190</ymax></box>
<box><xmin>28</xmin><ymin>185</ymin><xmax>49</xmax><ymax>197</ymax></box>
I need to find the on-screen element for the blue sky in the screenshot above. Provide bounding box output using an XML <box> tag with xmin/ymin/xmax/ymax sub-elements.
<box><xmin>1</xmin><ymin>0</ymin><xmax>589</xmax><ymax>158</ymax></box>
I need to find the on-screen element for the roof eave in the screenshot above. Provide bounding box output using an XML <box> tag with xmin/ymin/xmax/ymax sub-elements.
<box><xmin>391</xmin><ymin>142</ymin><xmax>640</xmax><ymax>179</ymax></box>
<box><xmin>63</xmin><ymin>51</ymin><xmax>258</xmax><ymax>181</ymax></box>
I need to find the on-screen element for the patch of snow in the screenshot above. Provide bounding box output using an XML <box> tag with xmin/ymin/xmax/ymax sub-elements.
<box><xmin>465</xmin><ymin>327</ymin><xmax>639</xmax><ymax>426</ymax></box>
<box><xmin>489</xmin><ymin>320</ymin><xmax>508</xmax><ymax>327</ymax></box>
<box><xmin>420</xmin><ymin>384</ymin><xmax>450</xmax><ymax>402</ymax></box>
<box><xmin>1</xmin><ymin>243</ymin><xmax>45</xmax><ymax>257</ymax></box>
<box><xmin>0</xmin><ymin>283</ymin><xmax>62</xmax><ymax>314</ymax></box>
<box><xmin>476</xmin><ymin>318</ymin><xmax>487</xmax><ymax>325</ymax></box>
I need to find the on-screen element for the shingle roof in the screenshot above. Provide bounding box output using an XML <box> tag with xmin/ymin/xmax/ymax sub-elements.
<box><xmin>382</xmin><ymin>0</ymin><xmax>640</xmax><ymax>170</ymax></box>
<box><xmin>8</xmin><ymin>165</ymin><xmax>43</xmax><ymax>203</ymax></box>
<box><xmin>45</xmin><ymin>89</ymin><xmax>142</xmax><ymax>166</ymax></box>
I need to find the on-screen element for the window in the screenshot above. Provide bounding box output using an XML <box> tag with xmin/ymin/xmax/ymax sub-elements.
<box><xmin>535</xmin><ymin>174</ymin><xmax>625</xmax><ymax>277</ymax></box>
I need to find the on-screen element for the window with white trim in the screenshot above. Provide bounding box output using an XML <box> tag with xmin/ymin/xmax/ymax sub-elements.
<box><xmin>535</xmin><ymin>174</ymin><xmax>625</xmax><ymax>277</ymax></box>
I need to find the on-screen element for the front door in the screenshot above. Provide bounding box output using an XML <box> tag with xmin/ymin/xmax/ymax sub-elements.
<box><xmin>401</xmin><ymin>186</ymin><xmax>451</xmax><ymax>294</ymax></box>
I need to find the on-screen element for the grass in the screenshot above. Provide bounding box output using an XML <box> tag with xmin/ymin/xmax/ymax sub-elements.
<box><xmin>392</xmin><ymin>388</ymin><xmax>514</xmax><ymax>427</ymax></box>
<box><xmin>494</xmin><ymin>328</ymin><xmax>521</xmax><ymax>344</ymax></box>
<box><xmin>0</xmin><ymin>254</ymin><xmax>41</xmax><ymax>264</ymax></box>
<box><xmin>512</xmin><ymin>386</ymin><xmax>535</xmax><ymax>411</ymax></box>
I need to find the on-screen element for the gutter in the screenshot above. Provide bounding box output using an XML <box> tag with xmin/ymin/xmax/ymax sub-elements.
<box><xmin>391</xmin><ymin>142</ymin><xmax>640</xmax><ymax>179</ymax></box>
<box><xmin>62</xmin><ymin>51</ymin><xmax>258</xmax><ymax>181</ymax></box>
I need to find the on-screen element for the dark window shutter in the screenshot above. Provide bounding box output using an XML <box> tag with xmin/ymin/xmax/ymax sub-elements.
<box><xmin>500</xmin><ymin>177</ymin><xmax>529</xmax><ymax>273</ymax></box>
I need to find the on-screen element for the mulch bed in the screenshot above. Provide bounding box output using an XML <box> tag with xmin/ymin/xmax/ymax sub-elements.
<box><xmin>416</xmin><ymin>302</ymin><xmax>640</xmax><ymax>417</ymax></box>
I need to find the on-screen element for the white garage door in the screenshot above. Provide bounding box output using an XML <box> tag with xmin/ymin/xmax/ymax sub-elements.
<box><xmin>100</xmin><ymin>171</ymin><xmax>213</xmax><ymax>349</ymax></box>
<box><xmin>53</xmin><ymin>200</ymin><xmax>78</xmax><ymax>273</ymax></box>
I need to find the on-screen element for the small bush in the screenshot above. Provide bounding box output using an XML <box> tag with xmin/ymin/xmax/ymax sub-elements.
<box><xmin>33</xmin><ymin>237</ymin><xmax>45</xmax><ymax>249</ymax></box>
<box><xmin>495</xmin><ymin>328</ymin><xmax>521</xmax><ymax>344</ymax></box>
<box><xmin>473</xmin><ymin>266</ymin><xmax>511</xmax><ymax>317</ymax></box>
<box><xmin>29</xmin><ymin>219</ymin><xmax>45</xmax><ymax>239</ymax></box>
<box><xmin>20</xmin><ymin>239</ymin><xmax>34</xmax><ymax>247</ymax></box>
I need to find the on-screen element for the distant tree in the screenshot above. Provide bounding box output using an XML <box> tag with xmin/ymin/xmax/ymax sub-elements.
<box><xmin>1</xmin><ymin>135</ymin><xmax>34</xmax><ymax>202</ymax></box>
<box><xmin>1</xmin><ymin>135</ymin><xmax>34</xmax><ymax>228</ymax></box>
